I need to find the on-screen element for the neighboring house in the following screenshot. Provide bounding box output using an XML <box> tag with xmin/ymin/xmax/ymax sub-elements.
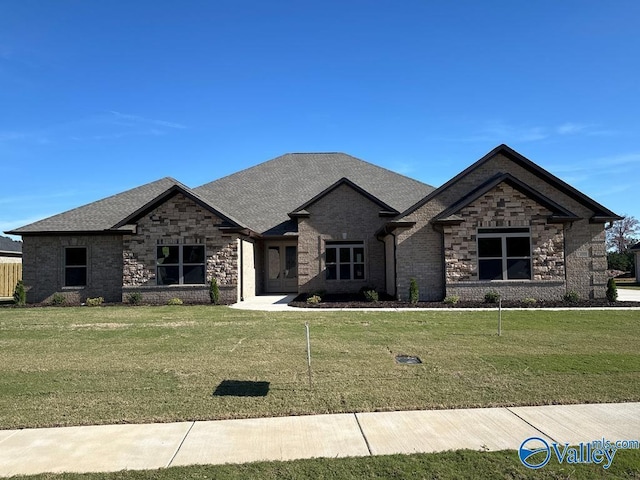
<box><xmin>631</xmin><ymin>242</ymin><xmax>640</xmax><ymax>281</ymax></box>
<box><xmin>0</xmin><ymin>236</ymin><xmax>22</xmax><ymax>298</ymax></box>
<box><xmin>5</xmin><ymin>145</ymin><xmax>621</xmax><ymax>304</ymax></box>
<box><xmin>0</xmin><ymin>236</ymin><xmax>22</xmax><ymax>263</ymax></box>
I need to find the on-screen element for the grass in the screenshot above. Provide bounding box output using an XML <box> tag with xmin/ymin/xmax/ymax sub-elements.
<box><xmin>10</xmin><ymin>449</ymin><xmax>640</xmax><ymax>479</ymax></box>
<box><xmin>0</xmin><ymin>306</ymin><xmax>639</xmax><ymax>430</ymax></box>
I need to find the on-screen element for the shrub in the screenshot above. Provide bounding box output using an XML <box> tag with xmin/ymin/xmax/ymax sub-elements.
<box><xmin>127</xmin><ymin>292</ymin><xmax>142</xmax><ymax>305</ymax></box>
<box><xmin>563</xmin><ymin>290</ymin><xmax>580</xmax><ymax>303</ymax></box>
<box><xmin>484</xmin><ymin>290</ymin><xmax>501</xmax><ymax>304</ymax></box>
<box><xmin>306</xmin><ymin>294</ymin><xmax>321</xmax><ymax>304</ymax></box>
<box><xmin>443</xmin><ymin>295</ymin><xmax>459</xmax><ymax>305</ymax></box>
<box><xmin>606</xmin><ymin>278</ymin><xmax>618</xmax><ymax>302</ymax></box>
<box><xmin>167</xmin><ymin>297</ymin><xmax>183</xmax><ymax>306</ymax></box>
<box><xmin>409</xmin><ymin>278</ymin><xmax>419</xmax><ymax>305</ymax></box>
<box><xmin>51</xmin><ymin>293</ymin><xmax>66</xmax><ymax>306</ymax></box>
<box><xmin>13</xmin><ymin>280</ymin><xmax>26</xmax><ymax>307</ymax></box>
<box><xmin>521</xmin><ymin>297</ymin><xmax>537</xmax><ymax>306</ymax></box>
<box><xmin>209</xmin><ymin>278</ymin><xmax>220</xmax><ymax>305</ymax></box>
<box><xmin>86</xmin><ymin>296</ymin><xmax>104</xmax><ymax>307</ymax></box>
<box><xmin>363</xmin><ymin>290</ymin><xmax>379</xmax><ymax>302</ymax></box>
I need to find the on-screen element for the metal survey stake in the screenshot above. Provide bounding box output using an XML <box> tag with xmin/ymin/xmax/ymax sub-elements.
<box><xmin>305</xmin><ymin>322</ymin><xmax>312</xmax><ymax>387</ymax></box>
<box><xmin>498</xmin><ymin>298</ymin><xmax>502</xmax><ymax>336</ymax></box>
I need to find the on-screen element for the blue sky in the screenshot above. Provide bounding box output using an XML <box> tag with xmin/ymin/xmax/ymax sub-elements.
<box><xmin>1</xmin><ymin>0</ymin><xmax>638</xmax><ymax>238</ymax></box>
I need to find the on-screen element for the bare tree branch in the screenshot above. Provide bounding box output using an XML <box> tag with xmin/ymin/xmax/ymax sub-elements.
<box><xmin>606</xmin><ymin>215</ymin><xmax>640</xmax><ymax>253</ymax></box>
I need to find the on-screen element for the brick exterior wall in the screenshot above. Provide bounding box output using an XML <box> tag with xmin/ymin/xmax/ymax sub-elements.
<box><xmin>21</xmin><ymin>234</ymin><xmax>123</xmax><ymax>304</ymax></box>
<box><xmin>121</xmin><ymin>193</ymin><xmax>239</xmax><ymax>304</ymax></box>
<box><xmin>441</xmin><ymin>183</ymin><xmax>566</xmax><ymax>301</ymax></box>
<box><xmin>395</xmin><ymin>153</ymin><xmax>608</xmax><ymax>301</ymax></box>
<box><xmin>297</xmin><ymin>183</ymin><xmax>388</xmax><ymax>295</ymax></box>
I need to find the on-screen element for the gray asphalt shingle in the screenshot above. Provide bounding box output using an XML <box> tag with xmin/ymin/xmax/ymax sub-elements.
<box><xmin>7</xmin><ymin>153</ymin><xmax>434</xmax><ymax>235</ymax></box>
<box><xmin>8</xmin><ymin>177</ymin><xmax>181</xmax><ymax>233</ymax></box>
<box><xmin>194</xmin><ymin>153</ymin><xmax>434</xmax><ymax>234</ymax></box>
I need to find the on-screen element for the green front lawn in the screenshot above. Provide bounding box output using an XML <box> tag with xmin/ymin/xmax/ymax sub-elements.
<box><xmin>0</xmin><ymin>306</ymin><xmax>639</xmax><ymax>429</ymax></box>
<box><xmin>11</xmin><ymin>449</ymin><xmax>640</xmax><ymax>480</ymax></box>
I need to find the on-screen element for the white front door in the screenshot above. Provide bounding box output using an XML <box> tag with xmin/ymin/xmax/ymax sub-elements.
<box><xmin>266</xmin><ymin>243</ymin><xmax>297</xmax><ymax>292</ymax></box>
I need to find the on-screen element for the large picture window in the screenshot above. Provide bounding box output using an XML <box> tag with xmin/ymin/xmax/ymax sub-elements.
<box><xmin>157</xmin><ymin>245</ymin><xmax>205</xmax><ymax>285</ymax></box>
<box><xmin>65</xmin><ymin>247</ymin><xmax>87</xmax><ymax>287</ymax></box>
<box><xmin>477</xmin><ymin>228</ymin><xmax>531</xmax><ymax>280</ymax></box>
<box><xmin>325</xmin><ymin>241</ymin><xmax>365</xmax><ymax>280</ymax></box>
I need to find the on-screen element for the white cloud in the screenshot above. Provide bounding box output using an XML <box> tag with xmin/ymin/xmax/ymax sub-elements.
<box><xmin>0</xmin><ymin>111</ymin><xmax>187</xmax><ymax>145</ymax></box>
<box><xmin>556</xmin><ymin>122</ymin><xmax>590</xmax><ymax>135</ymax></box>
<box><xmin>433</xmin><ymin>120</ymin><xmax>611</xmax><ymax>144</ymax></box>
<box><xmin>108</xmin><ymin>111</ymin><xmax>187</xmax><ymax>130</ymax></box>
<box><xmin>0</xmin><ymin>131</ymin><xmax>28</xmax><ymax>142</ymax></box>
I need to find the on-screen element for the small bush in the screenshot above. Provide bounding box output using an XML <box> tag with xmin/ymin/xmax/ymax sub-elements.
<box><xmin>127</xmin><ymin>292</ymin><xmax>142</xmax><ymax>305</ymax></box>
<box><xmin>51</xmin><ymin>293</ymin><xmax>66</xmax><ymax>306</ymax></box>
<box><xmin>484</xmin><ymin>290</ymin><xmax>501</xmax><ymax>304</ymax></box>
<box><xmin>363</xmin><ymin>290</ymin><xmax>379</xmax><ymax>302</ymax></box>
<box><xmin>443</xmin><ymin>295</ymin><xmax>460</xmax><ymax>305</ymax></box>
<box><xmin>209</xmin><ymin>278</ymin><xmax>220</xmax><ymax>305</ymax></box>
<box><xmin>86</xmin><ymin>296</ymin><xmax>104</xmax><ymax>307</ymax></box>
<box><xmin>409</xmin><ymin>278</ymin><xmax>419</xmax><ymax>305</ymax></box>
<box><xmin>306</xmin><ymin>294</ymin><xmax>321</xmax><ymax>304</ymax></box>
<box><xmin>13</xmin><ymin>280</ymin><xmax>26</xmax><ymax>306</ymax></box>
<box><xmin>167</xmin><ymin>297</ymin><xmax>183</xmax><ymax>306</ymax></box>
<box><xmin>563</xmin><ymin>290</ymin><xmax>580</xmax><ymax>303</ymax></box>
<box><xmin>606</xmin><ymin>278</ymin><xmax>618</xmax><ymax>302</ymax></box>
<box><xmin>521</xmin><ymin>297</ymin><xmax>537</xmax><ymax>306</ymax></box>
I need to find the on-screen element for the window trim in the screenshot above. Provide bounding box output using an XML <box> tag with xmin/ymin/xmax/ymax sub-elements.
<box><xmin>156</xmin><ymin>244</ymin><xmax>206</xmax><ymax>285</ymax></box>
<box><xmin>325</xmin><ymin>241</ymin><xmax>366</xmax><ymax>281</ymax></box>
<box><xmin>64</xmin><ymin>246</ymin><xmax>88</xmax><ymax>287</ymax></box>
<box><xmin>477</xmin><ymin>228</ymin><xmax>532</xmax><ymax>281</ymax></box>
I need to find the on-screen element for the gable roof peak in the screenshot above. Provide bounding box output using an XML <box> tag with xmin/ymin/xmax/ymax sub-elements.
<box><xmin>398</xmin><ymin>144</ymin><xmax>621</xmax><ymax>222</ymax></box>
<box><xmin>194</xmin><ymin>151</ymin><xmax>434</xmax><ymax>234</ymax></box>
<box><xmin>289</xmin><ymin>176</ymin><xmax>398</xmax><ymax>217</ymax></box>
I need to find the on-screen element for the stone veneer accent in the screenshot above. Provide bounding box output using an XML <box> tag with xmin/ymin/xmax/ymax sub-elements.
<box><xmin>442</xmin><ymin>183</ymin><xmax>565</xmax><ymax>302</ymax></box>
<box><xmin>122</xmin><ymin>193</ymin><xmax>239</xmax><ymax>304</ymax></box>
<box><xmin>297</xmin><ymin>183</ymin><xmax>388</xmax><ymax>294</ymax></box>
<box><xmin>394</xmin><ymin>153</ymin><xmax>608</xmax><ymax>301</ymax></box>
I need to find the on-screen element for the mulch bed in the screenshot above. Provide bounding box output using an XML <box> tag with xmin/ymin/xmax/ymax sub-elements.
<box><xmin>289</xmin><ymin>293</ymin><xmax>640</xmax><ymax>309</ymax></box>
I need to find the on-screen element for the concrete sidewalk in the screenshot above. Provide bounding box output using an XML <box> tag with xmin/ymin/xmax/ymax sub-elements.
<box><xmin>230</xmin><ymin>294</ymin><xmax>640</xmax><ymax>312</ymax></box>
<box><xmin>619</xmin><ymin>288</ymin><xmax>640</xmax><ymax>302</ymax></box>
<box><xmin>0</xmin><ymin>402</ymin><xmax>638</xmax><ymax>477</ymax></box>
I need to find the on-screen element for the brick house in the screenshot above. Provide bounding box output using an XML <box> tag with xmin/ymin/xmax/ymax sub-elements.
<box><xmin>6</xmin><ymin>145</ymin><xmax>620</xmax><ymax>304</ymax></box>
<box><xmin>631</xmin><ymin>243</ymin><xmax>640</xmax><ymax>281</ymax></box>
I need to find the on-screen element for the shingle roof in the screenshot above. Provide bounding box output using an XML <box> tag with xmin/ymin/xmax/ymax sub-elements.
<box><xmin>7</xmin><ymin>177</ymin><xmax>181</xmax><ymax>234</ymax></box>
<box><xmin>0</xmin><ymin>235</ymin><xmax>22</xmax><ymax>252</ymax></box>
<box><xmin>194</xmin><ymin>153</ymin><xmax>434</xmax><ymax>234</ymax></box>
<box><xmin>6</xmin><ymin>153</ymin><xmax>434</xmax><ymax>236</ymax></box>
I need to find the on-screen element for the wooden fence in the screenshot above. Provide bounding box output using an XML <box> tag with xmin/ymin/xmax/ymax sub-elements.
<box><xmin>0</xmin><ymin>263</ymin><xmax>22</xmax><ymax>297</ymax></box>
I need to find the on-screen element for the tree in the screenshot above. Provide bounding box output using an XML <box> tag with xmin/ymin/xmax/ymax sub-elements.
<box><xmin>607</xmin><ymin>252</ymin><xmax>633</xmax><ymax>272</ymax></box>
<box><xmin>606</xmin><ymin>215</ymin><xmax>639</xmax><ymax>253</ymax></box>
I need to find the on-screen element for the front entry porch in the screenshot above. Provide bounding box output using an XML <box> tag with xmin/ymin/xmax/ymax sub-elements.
<box><xmin>264</xmin><ymin>241</ymin><xmax>298</xmax><ymax>293</ymax></box>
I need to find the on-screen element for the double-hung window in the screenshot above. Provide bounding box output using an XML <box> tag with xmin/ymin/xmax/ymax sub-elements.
<box><xmin>477</xmin><ymin>228</ymin><xmax>531</xmax><ymax>280</ymax></box>
<box><xmin>325</xmin><ymin>241</ymin><xmax>365</xmax><ymax>280</ymax></box>
<box><xmin>157</xmin><ymin>245</ymin><xmax>206</xmax><ymax>285</ymax></box>
<box><xmin>65</xmin><ymin>247</ymin><xmax>87</xmax><ymax>287</ymax></box>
